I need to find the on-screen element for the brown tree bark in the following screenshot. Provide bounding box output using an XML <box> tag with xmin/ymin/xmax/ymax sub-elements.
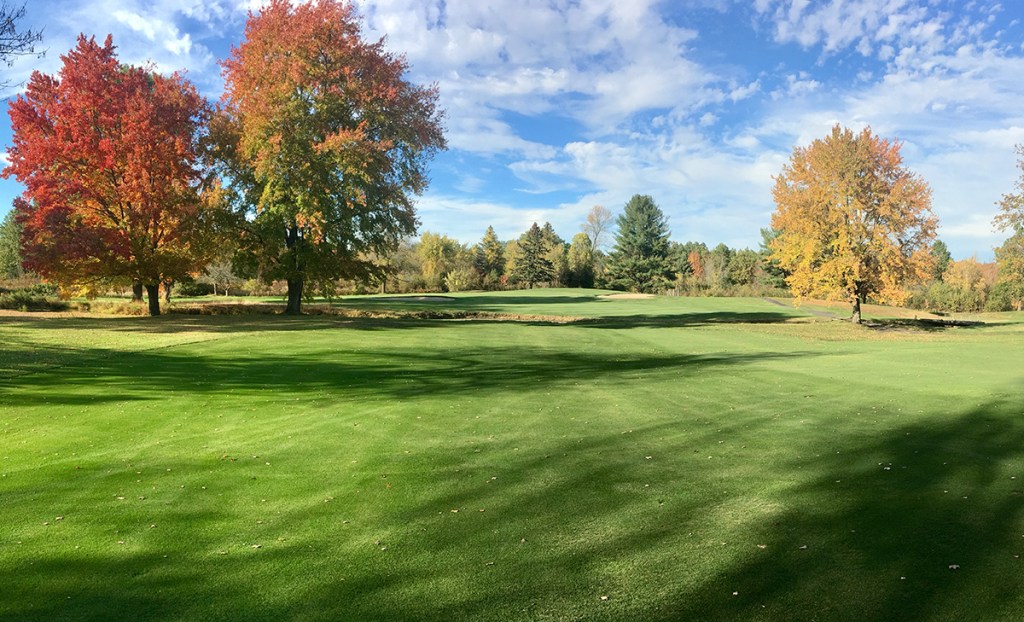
<box><xmin>145</xmin><ymin>283</ymin><xmax>161</xmax><ymax>316</ymax></box>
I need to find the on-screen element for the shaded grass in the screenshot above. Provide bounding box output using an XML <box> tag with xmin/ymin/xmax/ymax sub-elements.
<box><xmin>1</xmin><ymin>294</ymin><xmax>1023</xmax><ymax>620</ymax></box>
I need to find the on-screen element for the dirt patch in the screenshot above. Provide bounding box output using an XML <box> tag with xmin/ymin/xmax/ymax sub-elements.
<box><xmin>598</xmin><ymin>293</ymin><xmax>655</xmax><ymax>300</ymax></box>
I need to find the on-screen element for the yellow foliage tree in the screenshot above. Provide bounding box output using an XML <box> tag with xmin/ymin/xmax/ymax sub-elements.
<box><xmin>770</xmin><ymin>124</ymin><xmax>937</xmax><ymax>323</ymax></box>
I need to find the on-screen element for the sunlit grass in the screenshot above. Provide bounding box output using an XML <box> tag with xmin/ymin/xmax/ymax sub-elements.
<box><xmin>2</xmin><ymin>291</ymin><xmax>1023</xmax><ymax>620</ymax></box>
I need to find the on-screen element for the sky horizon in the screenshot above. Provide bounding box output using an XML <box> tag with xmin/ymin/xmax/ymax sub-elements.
<box><xmin>2</xmin><ymin>0</ymin><xmax>1023</xmax><ymax>261</ymax></box>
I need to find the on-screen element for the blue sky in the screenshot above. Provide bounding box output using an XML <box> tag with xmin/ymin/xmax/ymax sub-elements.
<box><xmin>3</xmin><ymin>0</ymin><xmax>1024</xmax><ymax>259</ymax></box>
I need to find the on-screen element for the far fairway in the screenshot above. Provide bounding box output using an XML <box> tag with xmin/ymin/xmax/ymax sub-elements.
<box><xmin>1</xmin><ymin>290</ymin><xmax>1022</xmax><ymax>621</ymax></box>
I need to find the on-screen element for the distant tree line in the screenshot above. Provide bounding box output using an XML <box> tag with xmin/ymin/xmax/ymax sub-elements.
<box><xmin>1</xmin><ymin>0</ymin><xmax>1022</xmax><ymax>320</ymax></box>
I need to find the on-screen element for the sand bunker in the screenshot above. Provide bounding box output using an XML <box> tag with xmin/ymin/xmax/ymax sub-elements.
<box><xmin>598</xmin><ymin>293</ymin><xmax>655</xmax><ymax>300</ymax></box>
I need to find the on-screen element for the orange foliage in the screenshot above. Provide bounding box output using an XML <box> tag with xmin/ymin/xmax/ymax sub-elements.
<box><xmin>3</xmin><ymin>35</ymin><xmax>213</xmax><ymax>297</ymax></box>
<box><xmin>769</xmin><ymin>125</ymin><xmax>937</xmax><ymax>314</ymax></box>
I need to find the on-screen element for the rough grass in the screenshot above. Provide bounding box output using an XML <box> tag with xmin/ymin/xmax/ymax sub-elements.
<box><xmin>1</xmin><ymin>289</ymin><xmax>1023</xmax><ymax>621</ymax></box>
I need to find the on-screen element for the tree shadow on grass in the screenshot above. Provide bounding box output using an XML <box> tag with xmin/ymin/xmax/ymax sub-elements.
<box><xmin>2</xmin><ymin>342</ymin><xmax>818</xmax><ymax>407</ymax></box>
<box><xmin>576</xmin><ymin>310</ymin><xmax>811</xmax><ymax>329</ymax></box>
<box><xmin>5</xmin><ymin>391</ymin><xmax>1024</xmax><ymax>620</ymax></box>
<box><xmin>653</xmin><ymin>399</ymin><xmax>1024</xmax><ymax>621</ymax></box>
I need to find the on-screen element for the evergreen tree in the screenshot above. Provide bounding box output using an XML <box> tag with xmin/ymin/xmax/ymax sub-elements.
<box><xmin>474</xmin><ymin>226</ymin><xmax>506</xmax><ymax>288</ymax></box>
<box><xmin>0</xmin><ymin>210</ymin><xmax>25</xmax><ymax>279</ymax></box>
<box><xmin>931</xmin><ymin>240</ymin><xmax>952</xmax><ymax>281</ymax></box>
<box><xmin>606</xmin><ymin>195</ymin><xmax>672</xmax><ymax>293</ymax></box>
<box><xmin>758</xmin><ymin>228</ymin><xmax>788</xmax><ymax>288</ymax></box>
<box><xmin>512</xmin><ymin>222</ymin><xmax>554</xmax><ymax>288</ymax></box>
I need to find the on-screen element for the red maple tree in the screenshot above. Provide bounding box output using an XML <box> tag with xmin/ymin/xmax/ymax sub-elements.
<box><xmin>4</xmin><ymin>35</ymin><xmax>215</xmax><ymax>315</ymax></box>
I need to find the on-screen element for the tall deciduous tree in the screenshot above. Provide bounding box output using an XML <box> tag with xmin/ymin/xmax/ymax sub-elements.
<box><xmin>582</xmin><ymin>205</ymin><xmax>612</xmax><ymax>250</ymax></box>
<box><xmin>4</xmin><ymin>35</ymin><xmax>214</xmax><ymax>315</ymax></box>
<box><xmin>991</xmin><ymin>145</ymin><xmax>1024</xmax><ymax>311</ymax></box>
<box><xmin>993</xmin><ymin>232</ymin><xmax>1024</xmax><ymax>311</ymax></box>
<box><xmin>219</xmin><ymin>0</ymin><xmax>445</xmax><ymax>314</ymax></box>
<box><xmin>566</xmin><ymin>232</ymin><xmax>595</xmax><ymax>288</ymax></box>
<box><xmin>770</xmin><ymin>124</ymin><xmax>937</xmax><ymax>323</ymax></box>
<box><xmin>995</xmin><ymin>144</ymin><xmax>1024</xmax><ymax>235</ymax></box>
<box><xmin>606</xmin><ymin>194</ymin><xmax>672</xmax><ymax>293</ymax></box>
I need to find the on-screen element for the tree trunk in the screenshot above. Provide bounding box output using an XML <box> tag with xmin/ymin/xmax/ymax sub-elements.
<box><xmin>145</xmin><ymin>284</ymin><xmax>161</xmax><ymax>316</ymax></box>
<box><xmin>284</xmin><ymin>223</ymin><xmax>304</xmax><ymax>314</ymax></box>
<box><xmin>132</xmin><ymin>281</ymin><xmax>144</xmax><ymax>302</ymax></box>
<box><xmin>163</xmin><ymin>280</ymin><xmax>173</xmax><ymax>303</ymax></box>
<box><xmin>286</xmin><ymin>278</ymin><xmax>304</xmax><ymax>314</ymax></box>
<box><xmin>851</xmin><ymin>295</ymin><xmax>862</xmax><ymax>324</ymax></box>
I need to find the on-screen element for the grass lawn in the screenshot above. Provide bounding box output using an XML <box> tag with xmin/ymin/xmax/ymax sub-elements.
<box><xmin>1</xmin><ymin>289</ymin><xmax>1023</xmax><ymax>621</ymax></box>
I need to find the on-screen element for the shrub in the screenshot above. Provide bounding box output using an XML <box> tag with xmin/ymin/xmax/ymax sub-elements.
<box><xmin>0</xmin><ymin>290</ymin><xmax>69</xmax><ymax>311</ymax></box>
<box><xmin>176</xmin><ymin>280</ymin><xmax>215</xmax><ymax>297</ymax></box>
<box><xmin>986</xmin><ymin>282</ymin><xmax>1024</xmax><ymax>312</ymax></box>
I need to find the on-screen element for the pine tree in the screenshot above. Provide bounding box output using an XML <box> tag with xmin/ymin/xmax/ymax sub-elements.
<box><xmin>606</xmin><ymin>195</ymin><xmax>672</xmax><ymax>293</ymax></box>
<box><xmin>512</xmin><ymin>222</ymin><xmax>553</xmax><ymax>288</ymax></box>
<box><xmin>474</xmin><ymin>226</ymin><xmax>505</xmax><ymax>288</ymax></box>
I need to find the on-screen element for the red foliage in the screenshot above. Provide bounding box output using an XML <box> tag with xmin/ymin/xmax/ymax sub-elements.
<box><xmin>4</xmin><ymin>35</ymin><xmax>212</xmax><ymax>300</ymax></box>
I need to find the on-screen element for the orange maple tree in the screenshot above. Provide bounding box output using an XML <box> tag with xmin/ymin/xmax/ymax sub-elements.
<box><xmin>770</xmin><ymin>125</ymin><xmax>937</xmax><ymax>323</ymax></box>
<box><xmin>218</xmin><ymin>0</ymin><xmax>446</xmax><ymax>314</ymax></box>
<box><xmin>3</xmin><ymin>35</ymin><xmax>214</xmax><ymax>315</ymax></box>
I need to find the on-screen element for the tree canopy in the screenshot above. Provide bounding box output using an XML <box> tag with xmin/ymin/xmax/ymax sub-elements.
<box><xmin>511</xmin><ymin>222</ymin><xmax>554</xmax><ymax>288</ymax></box>
<box><xmin>218</xmin><ymin>0</ymin><xmax>446</xmax><ymax>314</ymax></box>
<box><xmin>606</xmin><ymin>194</ymin><xmax>673</xmax><ymax>293</ymax></box>
<box><xmin>4</xmin><ymin>35</ymin><xmax>214</xmax><ymax>315</ymax></box>
<box><xmin>770</xmin><ymin>124</ymin><xmax>937</xmax><ymax>323</ymax></box>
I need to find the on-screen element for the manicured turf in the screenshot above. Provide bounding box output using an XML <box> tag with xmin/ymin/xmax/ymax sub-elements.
<box><xmin>2</xmin><ymin>290</ymin><xmax>1023</xmax><ymax>620</ymax></box>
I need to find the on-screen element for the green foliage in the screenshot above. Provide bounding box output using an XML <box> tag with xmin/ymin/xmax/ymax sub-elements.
<box><xmin>0</xmin><ymin>211</ymin><xmax>25</xmax><ymax>279</ymax></box>
<box><xmin>931</xmin><ymin>240</ymin><xmax>952</xmax><ymax>281</ymax></box>
<box><xmin>417</xmin><ymin>231</ymin><xmax>463</xmax><ymax>291</ymax></box>
<box><xmin>175</xmin><ymin>278</ymin><xmax>216</xmax><ymax>297</ymax></box>
<box><xmin>565</xmin><ymin>232</ymin><xmax>595</xmax><ymax>288</ymax></box>
<box><xmin>218</xmin><ymin>0</ymin><xmax>446</xmax><ymax>312</ymax></box>
<box><xmin>474</xmin><ymin>226</ymin><xmax>506</xmax><ymax>289</ymax></box>
<box><xmin>606</xmin><ymin>194</ymin><xmax>673</xmax><ymax>293</ymax></box>
<box><xmin>727</xmin><ymin>249</ymin><xmax>761</xmax><ymax>286</ymax></box>
<box><xmin>986</xmin><ymin>281</ymin><xmax>1024</xmax><ymax>311</ymax></box>
<box><xmin>540</xmin><ymin>222</ymin><xmax>568</xmax><ymax>286</ymax></box>
<box><xmin>912</xmin><ymin>281</ymin><xmax>988</xmax><ymax>313</ymax></box>
<box><xmin>0</xmin><ymin>289</ymin><xmax>68</xmax><ymax>311</ymax></box>
<box><xmin>757</xmin><ymin>227</ymin><xmax>788</xmax><ymax>288</ymax></box>
<box><xmin>511</xmin><ymin>222</ymin><xmax>554</xmax><ymax>288</ymax></box>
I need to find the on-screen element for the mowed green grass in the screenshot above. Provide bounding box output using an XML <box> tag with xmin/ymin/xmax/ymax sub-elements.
<box><xmin>1</xmin><ymin>290</ymin><xmax>1023</xmax><ymax>621</ymax></box>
